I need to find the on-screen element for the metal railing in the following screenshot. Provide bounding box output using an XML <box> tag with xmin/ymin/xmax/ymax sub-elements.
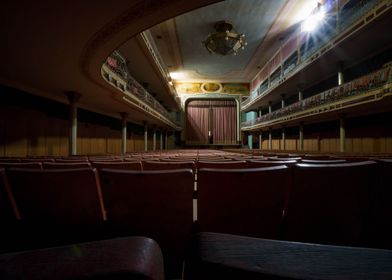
<box><xmin>242</xmin><ymin>63</ymin><xmax>392</xmax><ymax>128</ymax></box>
<box><xmin>103</xmin><ymin>51</ymin><xmax>180</xmax><ymax>126</ymax></box>
<box><xmin>242</xmin><ymin>0</ymin><xmax>382</xmax><ymax>108</ymax></box>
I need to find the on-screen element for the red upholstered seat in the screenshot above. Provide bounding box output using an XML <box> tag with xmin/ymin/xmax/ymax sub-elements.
<box><xmin>197</xmin><ymin>160</ymin><xmax>248</xmax><ymax>170</ymax></box>
<box><xmin>0</xmin><ymin>162</ymin><xmax>42</xmax><ymax>169</ymax></box>
<box><xmin>0</xmin><ymin>236</ymin><xmax>164</xmax><ymax>280</ymax></box>
<box><xmin>366</xmin><ymin>159</ymin><xmax>392</xmax><ymax>249</ymax></box>
<box><xmin>92</xmin><ymin>161</ymin><xmax>142</xmax><ymax>170</ymax></box>
<box><xmin>284</xmin><ymin>161</ymin><xmax>377</xmax><ymax>247</ymax></box>
<box><xmin>6</xmin><ymin>168</ymin><xmax>106</xmax><ymax>249</ymax></box>
<box><xmin>198</xmin><ymin>166</ymin><xmax>291</xmax><ymax>239</ymax></box>
<box><xmin>99</xmin><ymin>168</ymin><xmax>194</xmax><ymax>278</ymax></box>
<box><xmin>43</xmin><ymin>162</ymin><xmax>92</xmax><ymax>169</ymax></box>
<box><xmin>247</xmin><ymin>160</ymin><xmax>297</xmax><ymax>168</ymax></box>
<box><xmin>184</xmin><ymin>232</ymin><xmax>392</xmax><ymax>280</ymax></box>
<box><xmin>142</xmin><ymin>160</ymin><xmax>195</xmax><ymax>172</ymax></box>
<box><xmin>300</xmin><ymin>159</ymin><xmax>347</xmax><ymax>164</ymax></box>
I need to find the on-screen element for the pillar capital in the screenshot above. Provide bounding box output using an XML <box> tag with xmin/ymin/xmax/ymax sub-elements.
<box><xmin>65</xmin><ymin>91</ymin><xmax>81</xmax><ymax>104</ymax></box>
<box><xmin>119</xmin><ymin>112</ymin><xmax>128</xmax><ymax>119</ymax></box>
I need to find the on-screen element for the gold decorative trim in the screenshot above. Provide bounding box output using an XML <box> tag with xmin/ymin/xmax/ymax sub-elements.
<box><xmin>201</xmin><ymin>82</ymin><xmax>223</xmax><ymax>93</ymax></box>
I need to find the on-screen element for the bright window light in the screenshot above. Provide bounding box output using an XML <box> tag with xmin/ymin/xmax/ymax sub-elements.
<box><xmin>169</xmin><ymin>71</ymin><xmax>186</xmax><ymax>80</ymax></box>
<box><xmin>295</xmin><ymin>0</ymin><xmax>319</xmax><ymax>23</ymax></box>
<box><xmin>301</xmin><ymin>6</ymin><xmax>325</xmax><ymax>32</ymax></box>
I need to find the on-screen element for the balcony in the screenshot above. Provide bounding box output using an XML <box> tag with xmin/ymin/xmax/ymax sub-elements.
<box><xmin>242</xmin><ymin>63</ymin><xmax>392</xmax><ymax>130</ymax></box>
<box><xmin>102</xmin><ymin>51</ymin><xmax>181</xmax><ymax>130</ymax></box>
<box><xmin>242</xmin><ymin>0</ymin><xmax>392</xmax><ymax>111</ymax></box>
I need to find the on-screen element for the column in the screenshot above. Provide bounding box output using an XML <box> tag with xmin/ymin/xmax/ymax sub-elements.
<box><xmin>268</xmin><ymin>101</ymin><xmax>272</xmax><ymax>114</ymax></box>
<box><xmin>282</xmin><ymin>127</ymin><xmax>286</xmax><ymax>150</ymax></box>
<box><xmin>66</xmin><ymin>92</ymin><xmax>81</xmax><ymax>156</ymax></box>
<box><xmin>340</xmin><ymin>116</ymin><xmax>346</xmax><ymax>152</ymax></box>
<box><xmin>299</xmin><ymin>122</ymin><xmax>304</xmax><ymax>151</ymax></box>
<box><xmin>153</xmin><ymin>127</ymin><xmax>157</xmax><ymax>151</ymax></box>
<box><xmin>144</xmin><ymin>122</ymin><xmax>148</xmax><ymax>152</ymax></box>
<box><xmin>259</xmin><ymin>130</ymin><xmax>263</xmax><ymax>150</ymax></box>
<box><xmin>120</xmin><ymin>113</ymin><xmax>128</xmax><ymax>154</ymax></box>
<box><xmin>338</xmin><ymin>62</ymin><xmax>344</xmax><ymax>86</ymax></box>
<box><xmin>160</xmin><ymin>130</ymin><xmax>163</xmax><ymax>150</ymax></box>
<box><xmin>298</xmin><ymin>90</ymin><xmax>303</xmax><ymax>102</ymax></box>
<box><xmin>281</xmin><ymin>94</ymin><xmax>285</xmax><ymax>108</ymax></box>
<box><xmin>248</xmin><ymin>133</ymin><xmax>253</xmax><ymax>150</ymax></box>
<box><xmin>165</xmin><ymin>131</ymin><xmax>168</xmax><ymax>150</ymax></box>
<box><xmin>268</xmin><ymin>128</ymin><xmax>272</xmax><ymax>150</ymax></box>
<box><xmin>258</xmin><ymin>107</ymin><xmax>262</xmax><ymax>118</ymax></box>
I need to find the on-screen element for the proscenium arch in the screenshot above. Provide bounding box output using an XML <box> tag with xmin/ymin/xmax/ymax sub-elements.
<box><xmin>183</xmin><ymin>95</ymin><xmax>241</xmax><ymax>144</ymax></box>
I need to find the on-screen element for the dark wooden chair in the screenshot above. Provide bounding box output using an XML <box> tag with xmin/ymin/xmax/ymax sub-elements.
<box><xmin>0</xmin><ymin>236</ymin><xmax>164</xmax><ymax>280</ymax></box>
<box><xmin>43</xmin><ymin>162</ymin><xmax>92</xmax><ymax>169</ymax></box>
<box><xmin>284</xmin><ymin>161</ymin><xmax>377</xmax><ymax>247</ymax></box>
<box><xmin>0</xmin><ymin>162</ymin><xmax>42</xmax><ymax>169</ymax></box>
<box><xmin>92</xmin><ymin>161</ymin><xmax>142</xmax><ymax>171</ymax></box>
<box><xmin>198</xmin><ymin>166</ymin><xmax>291</xmax><ymax>239</ymax></box>
<box><xmin>99</xmin><ymin>168</ymin><xmax>194</xmax><ymax>278</ymax></box>
<box><xmin>184</xmin><ymin>232</ymin><xmax>392</xmax><ymax>280</ymax></box>
<box><xmin>6</xmin><ymin>168</ymin><xmax>106</xmax><ymax>249</ymax></box>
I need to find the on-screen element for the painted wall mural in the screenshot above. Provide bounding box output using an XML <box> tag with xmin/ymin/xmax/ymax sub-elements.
<box><xmin>174</xmin><ymin>82</ymin><xmax>249</xmax><ymax>95</ymax></box>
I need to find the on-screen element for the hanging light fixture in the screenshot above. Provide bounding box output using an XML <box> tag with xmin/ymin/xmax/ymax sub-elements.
<box><xmin>203</xmin><ymin>20</ymin><xmax>247</xmax><ymax>56</ymax></box>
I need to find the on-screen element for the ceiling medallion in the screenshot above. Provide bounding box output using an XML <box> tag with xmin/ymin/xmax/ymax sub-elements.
<box><xmin>203</xmin><ymin>20</ymin><xmax>247</xmax><ymax>56</ymax></box>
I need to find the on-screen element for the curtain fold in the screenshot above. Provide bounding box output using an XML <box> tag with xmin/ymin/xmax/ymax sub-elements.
<box><xmin>186</xmin><ymin>99</ymin><xmax>236</xmax><ymax>145</ymax></box>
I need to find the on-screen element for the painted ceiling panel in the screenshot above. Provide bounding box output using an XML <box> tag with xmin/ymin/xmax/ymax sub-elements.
<box><xmin>175</xmin><ymin>0</ymin><xmax>286</xmax><ymax>76</ymax></box>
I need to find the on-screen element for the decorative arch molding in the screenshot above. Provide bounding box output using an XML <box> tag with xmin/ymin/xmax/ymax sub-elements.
<box><xmin>79</xmin><ymin>0</ymin><xmax>222</xmax><ymax>89</ymax></box>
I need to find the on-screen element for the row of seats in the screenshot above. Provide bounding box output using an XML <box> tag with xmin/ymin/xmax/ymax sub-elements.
<box><xmin>1</xmin><ymin>152</ymin><xmax>391</xmax><ymax>277</ymax></box>
<box><xmin>0</xmin><ymin>157</ymin><xmax>379</xmax><ymax>171</ymax></box>
<box><xmin>0</xmin><ymin>167</ymin><xmax>193</xmax><ymax>278</ymax></box>
<box><xmin>198</xmin><ymin>161</ymin><xmax>392</xmax><ymax>249</ymax></box>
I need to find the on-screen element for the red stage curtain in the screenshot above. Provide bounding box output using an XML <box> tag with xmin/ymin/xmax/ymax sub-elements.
<box><xmin>186</xmin><ymin>99</ymin><xmax>236</xmax><ymax>145</ymax></box>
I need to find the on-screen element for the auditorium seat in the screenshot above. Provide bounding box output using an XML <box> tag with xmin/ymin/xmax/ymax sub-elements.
<box><xmin>300</xmin><ymin>158</ymin><xmax>347</xmax><ymax>164</ymax></box>
<box><xmin>0</xmin><ymin>169</ymin><xmax>20</xmax><ymax>253</ymax></box>
<box><xmin>268</xmin><ymin>156</ymin><xmax>302</xmax><ymax>161</ymax></box>
<box><xmin>99</xmin><ymin>168</ymin><xmax>194</xmax><ymax>278</ymax></box>
<box><xmin>184</xmin><ymin>232</ymin><xmax>392</xmax><ymax>280</ymax></box>
<box><xmin>197</xmin><ymin>160</ymin><xmax>248</xmax><ymax>170</ymax></box>
<box><xmin>6</xmin><ymin>168</ymin><xmax>107</xmax><ymax>249</ymax></box>
<box><xmin>92</xmin><ymin>161</ymin><xmax>142</xmax><ymax>171</ymax></box>
<box><xmin>0</xmin><ymin>162</ymin><xmax>42</xmax><ymax>169</ymax></box>
<box><xmin>0</xmin><ymin>236</ymin><xmax>164</xmax><ymax>280</ymax></box>
<box><xmin>55</xmin><ymin>158</ymin><xmax>89</xmax><ymax>162</ymax></box>
<box><xmin>43</xmin><ymin>162</ymin><xmax>92</xmax><ymax>169</ymax></box>
<box><xmin>20</xmin><ymin>158</ymin><xmax>55</xmax><ymax>162</ymax></box>
<box><xmin>284</xmin><ymin>161</ymin><xmax>377</xmax><ymax>247</ymax></box>
<box><xmin>247</xmin><ymin>159</ymin><xmax>297</xmax><ymax>168</ymax></box>
<box><xmin>197</xmin><ymin>166</ymin><xmax>290</xmax><ymax>239</ymax></box>
<box><xmin>365</xmin><ymin>159</ymin><xmax>392</xmax><ymax>249</ymax></box>
<box><xmin>0</xmin><ymin>159</ymin><xmax>20</xmax><ymax>163</ymax></box>
<box><xmin>142</xmin><ymin>160</ymin><xmax>196</xmax><ymax>172</ymax></box>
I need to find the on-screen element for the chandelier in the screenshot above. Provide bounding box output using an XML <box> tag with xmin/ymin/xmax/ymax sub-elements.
<box><xmin>203</xmin><ymin>20</ymin><xmax>247</xmax><ymax>56</ymax></box>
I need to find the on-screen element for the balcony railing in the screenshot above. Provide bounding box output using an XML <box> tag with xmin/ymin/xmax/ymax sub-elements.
<box><xmin>242</xmin><ymin>0</ymin><xmax>384</xmax><ymax>109</ymax></box>
<box><xmin>242</xmin><ymin>63</ymin><xmax>392</xmax><ymax>128</ymax></box>
<box><xmin>102</xmin><ymin>51</ymin><xmax>180</xmax><ymax>128</ymax></box>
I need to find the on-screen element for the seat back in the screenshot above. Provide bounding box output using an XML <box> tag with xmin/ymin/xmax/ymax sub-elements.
<box><xmin>142</xmin><ymin>160</ymin><xmax>195</xmax><ymax>172</ymax></box>
<box><xmin>366</xmin><ymin>159</ymin><xmax>392</xmax><ymax>249</ymax></box>
<box><xmin>198</xmin><ymin>166</ymin><xmax>291</xmax><ymax>239</ymax></box>
<box><xmin>0</xmin><ymin>168</ymin><xmax>20</xmax><ymax>222</ymax></box>
<box><xmin>285</xmin><ymin>161</ymin><xmax>377</xmax><ymax>246</ymax></box>
<box><xmin>6</xmin><ymin>168</ymin><xmax>106</xmax><ymax>247</ymax></box>
<box><xmin>43</xmin><ymin>162</ymin><xmax>92</xmax><ymax>169</ymax></box>
<box><xmin>247</xmin><ymin>160</ymin><xmax>296</xmax><ymax>168</ymax></box>
<box><xmin>92</xmin><ymin>161</ymin><xmax>142</xmax><ymax>171</ymax></box>
<box><xmin>99</xmin><ymin>168</ymin><xmax>194</xmax><ymax>277</ymax></box>
<box><xmin>197</xmin><ymin>160</ymin><xmax>247</xmax><ymax>170</ymax></box>
<box><xmin>0</xmin><ymin>162</ymin><xmax>42</xmax><ymax>169</ymax></box>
